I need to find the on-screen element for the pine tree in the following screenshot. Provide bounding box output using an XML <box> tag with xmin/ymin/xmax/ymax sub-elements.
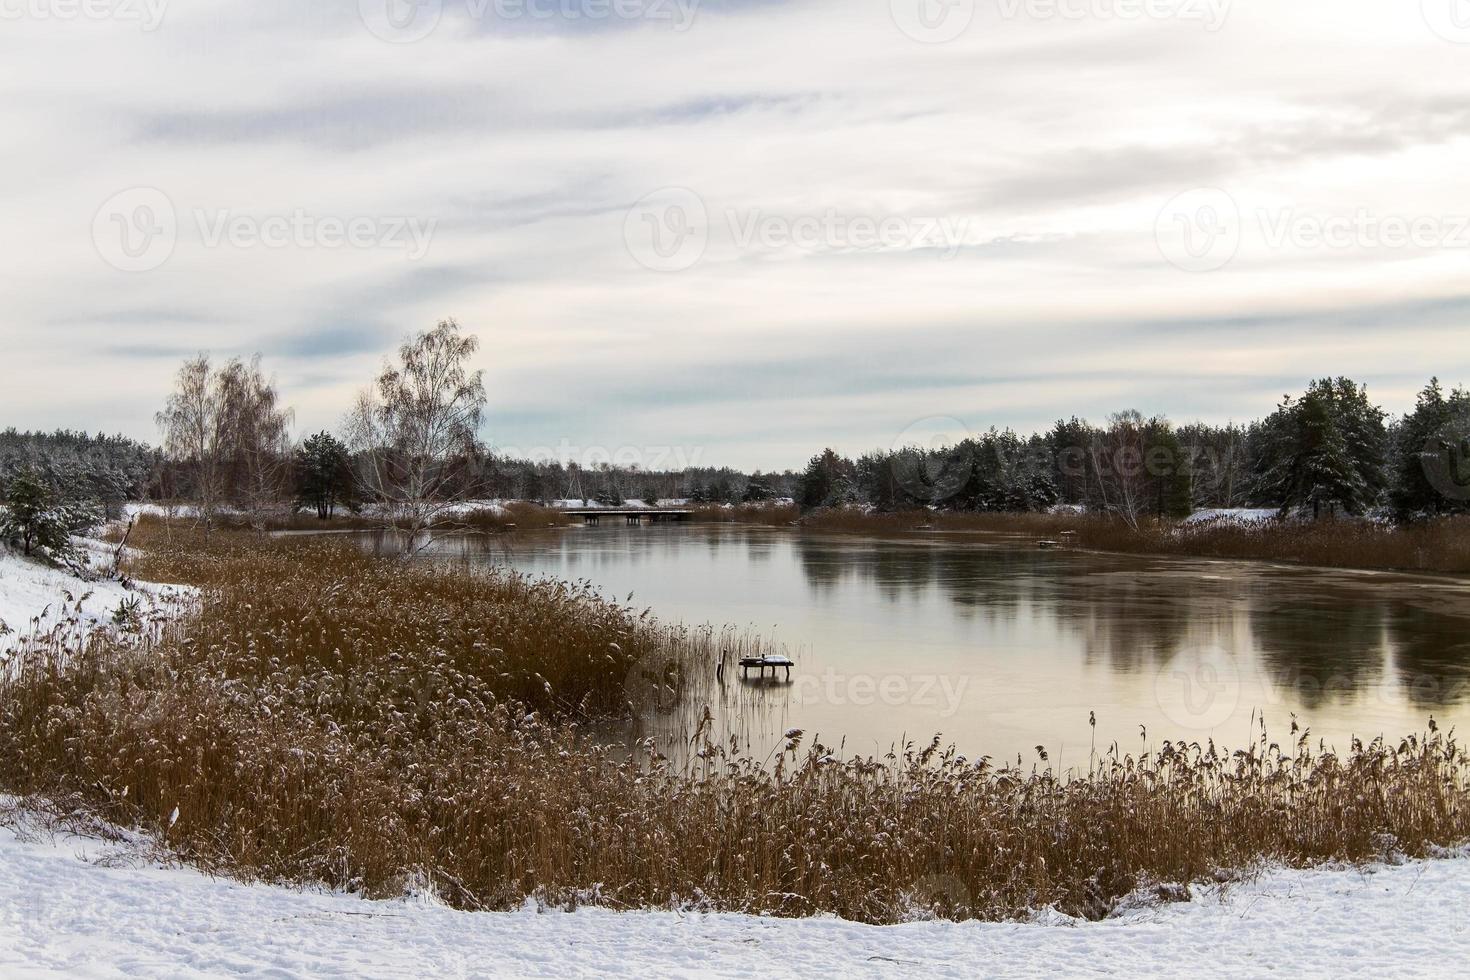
<box><xmin>742</xmin><ymin>473</ymin><xmax>776</xmax><ymax>503</ymax></box>
<box><xmin>797</xmin><ymin>450</ymin><xmax>840</xmax><ymax>509</ymax></box>
<box><xmin>1145</xmin><ymin>423</ymin><xmax>1194</xmax><ymax>519</ymax></box>
<box><xmin>293</xmin><ymin>432</ymin><xmax>354</xmax><ymax>520</ymax></box>
<box><xmin>1287</xmin><ymin>390</ymin><xmax>1366</xmax><ymax>518</ymax></box>
<box><xmin>1391</xmin><ymin>378</ymin><xmax>1470</xmax><ymax>518</ymax></box>
<box><xmin>1249</xmin><ymin>379</ymin><xmax>1386</xmax><ymax>517</ymax></box>
<box><xmin>2</xmin><ymin>469</ymin><xmax>72</xmax><ymax>559</ymax></box>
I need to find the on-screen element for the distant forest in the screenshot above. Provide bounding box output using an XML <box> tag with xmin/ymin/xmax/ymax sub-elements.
<box><xmin>3</xmin><ymin>375</ymin><xmax>1468</xmax><ymax>525</ymax></box>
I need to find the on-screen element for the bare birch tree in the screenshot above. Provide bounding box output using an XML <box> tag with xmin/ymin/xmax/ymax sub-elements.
<box><xmin>156</xmin><ymin>353</ymin><xmax>293</xmax><ymax>531</ymax></box>
<box><xmin>222</xmin><ymin>355</ymin><xmax>294</xmax><ymax>529</ymax></box>
<box><xmin>156</xmin><ymin>354</ymin><xmax>227</xmax><ymax>529</ymax></box>
<box><xmin>1098</xmin><ymin>410</ymin><xmax>1149</xmax><ymax>530</ymax></box>
<box><xmin>347</xmin><ymin>319</ymin><xmax>486</xmax><ymax>542</ymax></box>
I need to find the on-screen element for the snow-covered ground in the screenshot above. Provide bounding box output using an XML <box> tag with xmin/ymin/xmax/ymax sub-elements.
<box><xmin>0</xmin><ymin>541</ymin><xmax>188</xmax><ymax>651</ymax></box>
<box><xmin>1</xmin><ymin>818</ymin><xmax>1466</xmax><ymax>979</ymax></box>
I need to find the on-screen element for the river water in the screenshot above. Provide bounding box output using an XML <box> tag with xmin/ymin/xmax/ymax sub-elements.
<box><xmin>413</xmin><ymin>523</ymin><xmax>1470</xmax><ymax>771</ymax></box>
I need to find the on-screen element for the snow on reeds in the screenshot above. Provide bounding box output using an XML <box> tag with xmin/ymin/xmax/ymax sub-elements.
<box><xmin>1</xmin><ymin>524</ymin><xmax>1468</xmax><ymax>923</ymax></box>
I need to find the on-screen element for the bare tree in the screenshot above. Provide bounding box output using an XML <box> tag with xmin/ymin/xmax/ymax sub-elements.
<box><xmin>221</xmin><ymin>355</ymin><xmax>294</xmax><ymax>529</ymax></box>
<box><xmin>347</xmin><ymin>318</ymin><xmax>486</xmax><ymax>542</ymax></box>
<box><xmin>156</xmin><ymin>354</ymin><xmax>228</xmax><ymax>529</ymax></box>
<box><xmin>156</xmin><ymin>353</ymin><xmax>293</xmax><ymax>531</ymax></box>
<box><xmin>1096</xmin><ymin>410</ymin><xmax>1149</xmax><ymax>531</ymax></box>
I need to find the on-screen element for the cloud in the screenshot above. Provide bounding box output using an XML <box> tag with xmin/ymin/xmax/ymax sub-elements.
<box><xmin>1</xmin><ymin>0</ymin><xmax>1468</xmax><ymax>469</ymax></box>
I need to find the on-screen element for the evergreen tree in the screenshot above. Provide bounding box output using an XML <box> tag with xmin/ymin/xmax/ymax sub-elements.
<box><xmin>1144</xmin><ymin>422</ymin><xmax>1194</xmax><ymax>519</ymax></box>
<box><xmin>2</xmin><ymin>469</ymin><xmax>73</xmax><ymax>559</ymax></box>
<box><xmin>742</xmin><ymin>473</ymin><xmax>776</xmax><ymax>503</ymax></box>
<box><xmin>1391</xmin><ymin>378</ymin><xmax>1470</xmax><ymax>518</ymax></box>
<box><xmin>1286</xmin><ymin>389</ymin><xmax>1367</xmax><ymax>518</ymax></box>
<box><xmin>1324</xmin><ymin>377</ymin><xmax>1388</xmax><ymax>507</ymax></box>
<box><xmin>293</xmin><ymin>432</ymin><xmax>354</xmax><ymax>520</ymax></box>
<box><xmin>797</xmin><ymin>449</ymin><xmax>853</xmax><ymax>509</ymax></box>
<box><xmin>1249</xmin><ymin>379</ymin><xmax>1386</xmax><ymax>517</ymax></box>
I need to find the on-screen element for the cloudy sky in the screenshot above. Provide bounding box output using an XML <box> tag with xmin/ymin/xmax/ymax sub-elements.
<box><xmin>2</xmin><ymin>0</ymin><xmax>1469</xmax><ymax>470</ymax></box>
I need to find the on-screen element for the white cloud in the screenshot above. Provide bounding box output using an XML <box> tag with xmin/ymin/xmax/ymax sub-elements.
<box><xmin>0</xmin><ymin>0</ymin><xmax>1467</xmax><ymax>467</ymax></box>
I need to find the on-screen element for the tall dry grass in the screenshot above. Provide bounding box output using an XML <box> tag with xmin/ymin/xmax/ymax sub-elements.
<box><xmin>1</xmin><ymin>526</ymin><xmax>1468</xmax><ymax>923</ymax></box>
<box><xmin>688</xmin><ymin>503</ymin><xmax>802</xmax><ymax>525</ymax></box>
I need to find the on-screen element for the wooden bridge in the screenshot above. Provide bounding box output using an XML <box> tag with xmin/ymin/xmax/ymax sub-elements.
<box><xmin>562</xmin><ymin>508</ymin><xmax>694</xmax><ymax>526</ymax></box>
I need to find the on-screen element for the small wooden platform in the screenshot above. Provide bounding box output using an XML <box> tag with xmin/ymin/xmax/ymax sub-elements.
<box><xmin>562</xmin><ymin>508</ymin><xmax>693</xmax><ymax>525</ymax></box>
<box><xmin>739</xmin><ymin>655</ymin><xmax>794</xmax><ymax>681</ymax></box>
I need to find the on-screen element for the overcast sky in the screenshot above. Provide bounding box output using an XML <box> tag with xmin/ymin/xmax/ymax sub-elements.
<box><xmin>2</xmin><ymin>0</ymin><xmax>1469</xmax><ymax>470</ymax></box>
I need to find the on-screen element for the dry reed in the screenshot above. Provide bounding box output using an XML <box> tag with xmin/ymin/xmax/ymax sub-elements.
<box><xmin>1</xmin><ymin>525</ymin><xmax>1467</xmax><ymax>923</ymax></box>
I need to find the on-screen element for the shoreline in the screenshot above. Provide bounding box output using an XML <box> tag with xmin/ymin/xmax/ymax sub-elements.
<box><xmin>3</xmin><ymin>805</ymin><xmax>1468</xmax><ymax>977</ymax></box>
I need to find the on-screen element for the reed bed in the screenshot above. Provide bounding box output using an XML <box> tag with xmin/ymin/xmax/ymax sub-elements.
<box><xmin>688</xmin><ymin>503</ymin><xmax>802</xmax><ymax>524</ymax></box>
<box><xmin>2</xmin><ymin>527</ymin><xmax>1468</xmax><ymax>923</ymax></box>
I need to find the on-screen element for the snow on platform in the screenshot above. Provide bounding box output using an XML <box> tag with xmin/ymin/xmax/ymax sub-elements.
<box><xmin>1</xmin><ymin>818</ymin><xmax>1467</xmax><ymax>978</ymax></box>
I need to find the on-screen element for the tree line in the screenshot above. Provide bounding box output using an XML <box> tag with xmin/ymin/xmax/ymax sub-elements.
<box><xmin>4</xmin><ymin>318</ymin><xmax>1468</xmax><ymax>553</ymax></box>
<box><xmin>793</xmin><ymin>377</ymin><xmax>1470</xmax><ymax>523</ymax></box>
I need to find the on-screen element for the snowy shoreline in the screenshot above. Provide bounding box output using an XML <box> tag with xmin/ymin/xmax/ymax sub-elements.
<box><xmin>4</xmin><ymin>533</ymin><xmax>1470</xmax><ymax>977</ymax></box>
<box><xmin>2</xmin><ymin>814</ymin><xmax>1468</xmax><ymax>979</ymax></box>
<box><xmin>0</xmin><ymin>538</ymin><xmax>192</xmax><ymax>656</ymax></box>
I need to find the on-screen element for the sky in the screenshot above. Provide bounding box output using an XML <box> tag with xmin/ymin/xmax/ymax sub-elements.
<box><xmin>2</xmin><ymin>0</ymin><xmax>1469</xmax><ymax>471</ymax></box>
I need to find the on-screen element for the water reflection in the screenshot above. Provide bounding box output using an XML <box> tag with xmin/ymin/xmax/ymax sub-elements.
<box><xmin>396</xmin><ymin>525</ymin><xmax>1470</xmax><ymax>767</ymax></box>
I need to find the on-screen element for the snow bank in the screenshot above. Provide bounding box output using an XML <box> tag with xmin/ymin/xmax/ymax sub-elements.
<box><xmin>1</xmin><ymin>816</ymin><xmax>1466</xmax><ymax>978</ymax></box>
<box><xmin>0</xmin><ymin>540</ymin><xmax>190</xmax><ymax>652</ymax></box>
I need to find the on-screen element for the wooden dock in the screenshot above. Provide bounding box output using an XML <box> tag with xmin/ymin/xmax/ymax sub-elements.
<box><xmin>739</xmin><ymin>655</ymin><xmax>794</xmax><ymax>681</ymax></box>
<box><xmin>562</xmin><ymin>508</ymin><xmax>693</xmax><ymax>526</ymax></box>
